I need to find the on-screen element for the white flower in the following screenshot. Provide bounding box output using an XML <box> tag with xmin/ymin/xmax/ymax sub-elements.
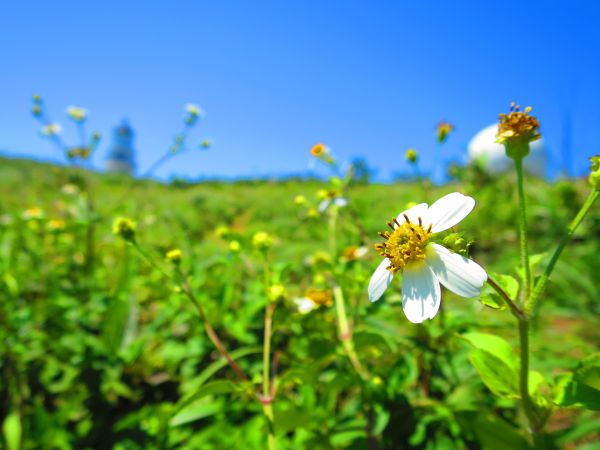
<box><xmin>368</xmin><ymin>192</ymin><xmax>487</xmax><ymax>324</ymax></box>
<box><xmin>185</xmin><ymin>103</ymin><xmax>204</xmax><ymax>117</ymax></box>
<box><xmin>41</xmin><ymin>123</ymin><xmax>61</xmax><ymax>136</ymax></box>
<box><xmin>318</xmin><ymin>197</ymin><xmax>348</xmax><ymax>213</ymax></box>
<box><xmin>67</xmin><ymin>106</ymin><xmax>87</xmax><ymax>122</ymax></box>
<box><xmin>294</xmin><ymin>297</ymin><xmax>317</xmax><ymax>314</ymax></box>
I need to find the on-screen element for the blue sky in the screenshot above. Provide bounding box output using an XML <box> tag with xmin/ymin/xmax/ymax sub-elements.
<box><xmin>1</xmin><ymin>1</ymin><xmax>599</xmax><ymax>181</ymax></box>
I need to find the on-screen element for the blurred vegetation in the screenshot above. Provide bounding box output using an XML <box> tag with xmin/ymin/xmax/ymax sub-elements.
<box><xmin>0</xmin><ymin>155</ymin><xmax>599</xmax><ymax>449</ymax></box>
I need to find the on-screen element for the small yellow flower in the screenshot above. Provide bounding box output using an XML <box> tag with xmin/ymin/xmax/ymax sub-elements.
<box><xmin>341</xmin><ymin>245</ymin><xmax>368</xmax><ymax>262</ymax></box>
<box><xmin>436</xmin><ymin>121</ymin><xmax>454</xmax><ymax>144</ymax></box>
<box><xmin>310</xmin><ymin>143</ymin><xmax>327</xmax><ymax>157</ymax></box>
<box><xmin>32</xmin><ymin>105</ymin><xmax>42</xmax><ymax>117</ymax></box>
<box><xmin>293</xmin><ymin>195</ymin><xmax>306</xmax><ymax>205</ymax></box>
<box><xmin>112</xmin><ymin>217</ymin><xmax>136</xmax><ymax>242</ymax></box>
<box><xmin>200</xmin><ymin>139</ymin><xmax>211</xmax><ymax>149</ymax></box>
<box><xmin>67</xmin><ymin>106</ymin><xmax>87</xmax><ymax>122</ymax></box>
<box><xmin>47</xmin><ymin>218</ymin><xmax>65</xmax><ymax>231</ymax></box>
<box><xmin>22</xmin><ymin>207</ymin><xmax>44</xmax><ymax>220</ymax></box>
<box><xmin>293</xmin><ymin>288</ymin><xmax>333</xmax><ymax>314</ymax></box>
<box><xmin>405</xmin><ymin>148</ymin><xmax>418</xmax><ymax>164</ymax></box>
<box><xmin>252</xmin><ymin>231</ymin><xmax>273</xmax><ymax>250</ymax></box>
<box><xmin>166</xmin><ymin>248</ymin><xmax>183</xmax><ymax>264</ymax></box>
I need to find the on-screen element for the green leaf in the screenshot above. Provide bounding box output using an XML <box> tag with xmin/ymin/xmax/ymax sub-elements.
<box><xmin>461</xmin><ymin>332</ymin><xmax>518</xmax><ymax>371</ymax></box>
<box><xmin>469</xmin><ymin>349</ymin><xmax>519</xmax><ymax>398</ymax></box>
<box><xmin>169</xmin><ymin>399</ymin><xmax>221</xmax><ymax>427</ymax></box>
<box><xmin>172</xmin><ymin>380</ymin><xmax>237</xmax><ymax>420</ymax></box>
<box><xmin>554</xmin><ymin>354</ymin><xmax>600</xmax><ymax>410</ymax></box>
<box><xmin>461</xmin><ymin>412</ymin><xmax>531</xmax><ymax>450</ymax></box>
<box><xmin>2</xmin><ymin>411</ymin><xmax>21</xmax><ymax>450</ymax></box>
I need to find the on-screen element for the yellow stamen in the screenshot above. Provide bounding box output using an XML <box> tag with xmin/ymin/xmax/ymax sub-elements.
<box><xmin>374</xmin><ymin>216</ymin><xmax>433</xmax><ymax>273</ymax></box>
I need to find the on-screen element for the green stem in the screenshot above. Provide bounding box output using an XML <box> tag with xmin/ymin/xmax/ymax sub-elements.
<box><xmin>486</xmin><ymin>276</ymin><xmax>525</xmax><ymax>320</ymax></box>
<box><xmin>261</xmin><ymin>254</ymin><xmax>277</xmax><ymax>450</ymax></box>
<box><xmin>526</xmin><ymin>189</ymin><xmax>599</xmax><ymax>314</ymax></box>
<box><xmin>514</xmin><ymin>157</ymin><xmax>531</xmax><ymax>302</ymax></box>
<box><xmin>131</xmin><ymin>244</ymin><xmax>249</xmax><ymax>382</ymax></box>
<box><xmin>328</xmin><ymin>208</ymin><xmax>338</xmax><ymax>257</ymax></box>
<box><xmin>333</xmin><ymin>286</ymin><xmax>368</xmax><ymax>379</ymax></box>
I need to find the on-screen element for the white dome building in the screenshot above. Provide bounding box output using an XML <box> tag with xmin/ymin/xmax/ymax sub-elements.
<box><xmin>468</xmin><ymin>124</ymin><xmax>547</xmax><ymax>177</ymax></box>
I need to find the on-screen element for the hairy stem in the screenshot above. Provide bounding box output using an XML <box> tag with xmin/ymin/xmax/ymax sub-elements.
<box><xmin>514</xmin><ymin>157</ymin><xmax>532</xmax><ymax>302</ymax></box>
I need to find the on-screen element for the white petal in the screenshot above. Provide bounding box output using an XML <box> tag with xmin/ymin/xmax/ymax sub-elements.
<box><xmin>427</xmin><ymin>192</ymin><xmax>475</xmax><ymax>233</ymax></box>
<box><xmin>334</xmin><ymin>197</ymin><xmax>348</xmax><ymax>208</ymax></box>
<box><xmin>426</xmin><ymin>244</ymin><xmax>487</xmax><ymax>298</ymax></box>
<box><xmin>401</xmin><ymin>263</ymin><xmax>441</xmax><ymax>323</ymax></box>
<box><xmin>395</xmin><ymin>203</ymin><xmax>429</xmax><ymax>227</ymax></box>
<box><xmin>294</xmin><ymin>298</ymin><xmax>316</xmax><ymax>314</ymax></box>
<box><xmin>318</xmin><ymin>199</ymin><xmax>330</xmax><ymax>213</ymax></box>
<box><xmin>368</xmin><ymin>258</ymin><xmax>394</xmax><ymax>302</ymax></box>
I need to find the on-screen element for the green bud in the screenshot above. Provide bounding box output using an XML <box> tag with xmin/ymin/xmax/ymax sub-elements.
<box><xmin>405</xmin><ymin>148</ymin><xmax>418</xmax><ymax>164</ymax></box>
<box><xmin>112</xmin><ymin>217</ymin><xmax>136</xmax><ymax>242</ymax></box>
<box><xmin>442</xmin><ymin>233</ymin><xmax>472</xmax><ymax>257</ymax></box>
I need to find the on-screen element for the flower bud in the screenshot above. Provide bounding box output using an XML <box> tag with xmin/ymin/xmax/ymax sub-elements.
<box><xmin>436</xmin><ymin>121</ymin><xmax>454</xmax><ymax>144</ymax></box>
<box><xmin>166</xmin><ymin>248</ymin><xmax>183</xmax><ymax>265</ymax></box>
<box><xmin>442</xmin><ymin>233</ymin><xmax>472</xmax><ymax>257</ymax></box>
<box><xmin>268</xmin><ymin>284</ymin><xmax>287</xmax><ymax>303</ymax></box>
<box><xmin>112</xmin><ymin>217</ymin><xmax>136</xmax><ymax>242</ymax></box>
<box><xmin>252</xmin><ymin>231</ymin><xmax>273</xmax><ymax>251</ymax></box>
<box><xmin>405</xmin><ymin>148</ymin><xmax>418</xmax><ymax>164</ymax></box>
<box><xmin>589</xmin><ymin>155</ymin><xmax>600</xmax><ymax>190</ymax></box>
<box><xmin>228</xmin><ymin>240</ymin><xmax>241</xmax><ymax>253</ymax></box>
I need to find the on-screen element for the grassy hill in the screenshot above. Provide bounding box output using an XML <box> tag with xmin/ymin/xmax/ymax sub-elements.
<box><xmin>0</xmin><ymin>155</ymin><xmax>599</xmax><ymax>449</ymax></box>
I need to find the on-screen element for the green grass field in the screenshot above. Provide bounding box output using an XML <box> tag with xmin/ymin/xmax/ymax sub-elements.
<box><xmin>1</xmin><ymin>156</ymin><xmax>599</xmax><ymax>449</ymax></box>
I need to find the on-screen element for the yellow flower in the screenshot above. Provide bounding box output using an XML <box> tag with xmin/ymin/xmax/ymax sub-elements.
<box><xmin>22</xmin><ymin>207</ymin><xmax>44</xmax><ymax>220</ymax></box>
<box><xmin>293</xmin><ymin>288</ymin><xmax>333</xmax><ymax>314</ymax></box>
<box><xmin>310</xmin><ymin>143</ymin><xmax>327</xmax><ymax>157</ymax></box>
<box><xmin>47</xmin><ymin>218</ymin><xmax>65</xmax><ymax>231</ymax></box>
<box><xmin>341</xmin><ymin>245</ymin><xmax>368</xmax><ymax>262</ymax></box>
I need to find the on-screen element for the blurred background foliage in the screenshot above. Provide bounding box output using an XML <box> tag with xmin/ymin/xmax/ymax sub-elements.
<box><xmin>0</xmin><ymin>156</ymin><xmax>599</xmax><ymax>449</ymax></box>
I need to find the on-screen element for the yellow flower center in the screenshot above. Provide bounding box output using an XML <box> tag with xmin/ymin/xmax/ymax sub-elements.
<box><xmin>375</xmin><ymin>214</ymin><xmax>432</xmax><ymax>273</ymax></box>
<box><xmin>497</xmin><ymin>103</ymin><xmax>541</xmax><ymax>144</ymax></box>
